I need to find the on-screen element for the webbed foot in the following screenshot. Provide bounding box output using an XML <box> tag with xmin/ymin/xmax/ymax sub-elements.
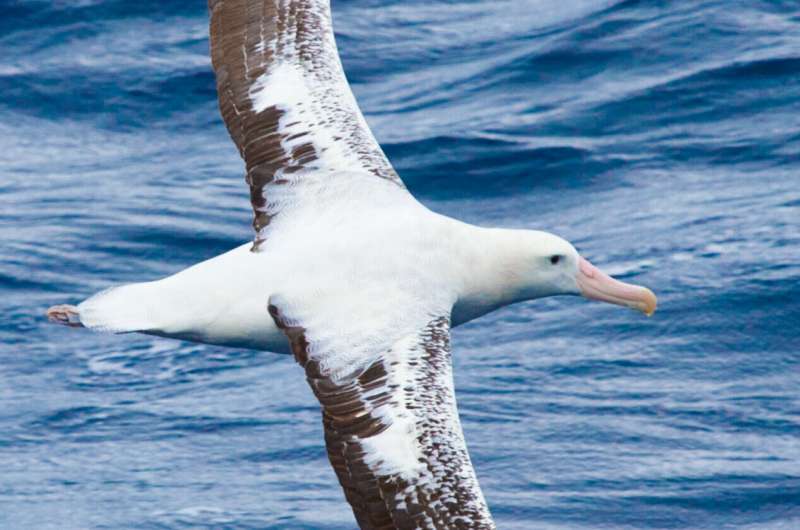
<box><xmin>46</xmin><ymin>304</ymin><xmax>83</xmax><ymax>328</ymax></box>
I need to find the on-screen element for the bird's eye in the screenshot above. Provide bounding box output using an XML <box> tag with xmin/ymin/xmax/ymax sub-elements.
<box><xmin>550</xmin><ymin>255</ymin><xmax>562</xmax><ymax>265</ymax></box>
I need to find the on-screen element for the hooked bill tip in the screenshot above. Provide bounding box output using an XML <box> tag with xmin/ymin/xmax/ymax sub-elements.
<box><xmin>640</xmin><ymin>287</ymin><xmax>658</xmax><ymax>317</ymax></box>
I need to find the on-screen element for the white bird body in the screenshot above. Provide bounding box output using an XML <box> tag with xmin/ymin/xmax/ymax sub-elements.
<box><xmin>47</xmin><ymin>1</ymin><xmax>657</xmax><ymax>527</ymax></box>
<box><xmin>78</xmin><ymin>172</ymin><xmax>568</xmax><ymax>360</ymax></box>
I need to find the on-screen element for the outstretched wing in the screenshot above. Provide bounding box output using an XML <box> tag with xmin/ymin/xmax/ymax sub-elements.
<box><xmin>269</xmin><ymin>302</ymin><xmax>495</xmax><ymax>529</ymax></box>
<box><xmin>208</xmin><ymin>0</ymin><xmax>405</xmax><ymax>250</ymax></box>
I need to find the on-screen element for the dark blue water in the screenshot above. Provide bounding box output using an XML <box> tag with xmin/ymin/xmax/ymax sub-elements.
<box><xmin>2</xmin><ymin>0</ymin><xmax>799</xmax><ymax>528</ymax></box>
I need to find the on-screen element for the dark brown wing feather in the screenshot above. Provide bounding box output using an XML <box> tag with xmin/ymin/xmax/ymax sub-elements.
<box><xmin>208</xmin><ymin>0</ymin><xmax>404</xmax><ymax>249</ymax></box>
<box><xmin>269</xmin><ymin>303</ymin><xmax>495</xmax><ymax>530</ymax></box>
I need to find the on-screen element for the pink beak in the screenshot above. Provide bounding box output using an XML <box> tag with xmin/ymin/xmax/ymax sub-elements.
<box><xmin>576</xmin><ymin>256</ymin><xmax>657</xmax><ymax>316</ymax></box>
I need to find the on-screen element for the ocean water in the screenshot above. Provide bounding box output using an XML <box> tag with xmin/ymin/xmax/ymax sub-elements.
<box><xmin>1</xmin><ymin>0</ymin><xmax>799</xmax><ymax>528</ymax></box>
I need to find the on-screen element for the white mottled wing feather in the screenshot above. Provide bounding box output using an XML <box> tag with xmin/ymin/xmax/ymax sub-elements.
<box><xmin>208</xmin><ymin>0</ymin><xmax>405</xmax><ymax>249</ymax></box>
<box><xmin>268</xmin><ymin>298</ymin><xmax>495</xmax><ymax>529</ymax></box>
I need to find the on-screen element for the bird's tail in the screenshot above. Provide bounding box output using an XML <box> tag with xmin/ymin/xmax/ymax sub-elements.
<box><xmin>47</xmin><ymin>282</ymin><xmax>159</xmax><ymax>334</ymax></box>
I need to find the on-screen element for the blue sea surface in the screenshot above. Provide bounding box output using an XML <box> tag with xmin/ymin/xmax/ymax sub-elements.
<box><xmin>1</xmin><ymin>0</ymin><xmax>799</xmax><ymax>528</ymax></box>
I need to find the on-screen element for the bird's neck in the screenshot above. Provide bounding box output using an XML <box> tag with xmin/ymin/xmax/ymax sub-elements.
<box><xmin>450</xmin><ymin>224</ymin><xmax>535</xmax><ymax>326</ymax></box>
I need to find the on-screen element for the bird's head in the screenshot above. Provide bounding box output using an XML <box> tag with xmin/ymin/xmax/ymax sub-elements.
<box><xmin>515</xmin><ymin>231</ymin><xmax>657</xmax><ymax>316</ymax></box>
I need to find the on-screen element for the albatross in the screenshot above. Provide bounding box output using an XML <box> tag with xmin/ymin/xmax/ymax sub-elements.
<box><xmin>47</xmin><ymin>1</ymin><xmax>657</xmax><ymax>528</ymax></box>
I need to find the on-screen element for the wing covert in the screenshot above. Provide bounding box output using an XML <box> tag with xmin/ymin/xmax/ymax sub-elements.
<box><xmin>208</xmin><ymin>0</ymin><xmax>405</xmax><ymax>249</ymax></box>
<box><xmin>269</xmin><ymin>301</ymin><xmax>495</xmax><ymax>529</ymax></box>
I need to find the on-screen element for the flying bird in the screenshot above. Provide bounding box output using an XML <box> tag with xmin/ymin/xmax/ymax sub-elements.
<box><xmin>47</xmin><ymin>0</ymin><xmax>657</xmax><ymax>528</ymax></box>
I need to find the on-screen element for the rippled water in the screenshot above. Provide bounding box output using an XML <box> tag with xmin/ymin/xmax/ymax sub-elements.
<box><xmin>2</xmin><ymin>1</ymin><xmax>799</xmax><ymax>528</ymax></box>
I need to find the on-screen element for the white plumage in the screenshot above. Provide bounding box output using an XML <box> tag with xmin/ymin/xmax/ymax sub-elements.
<box><xmin>47</xmin><ymin>1</ymin><xmax>656</xmax><ymax>528</ymax></box>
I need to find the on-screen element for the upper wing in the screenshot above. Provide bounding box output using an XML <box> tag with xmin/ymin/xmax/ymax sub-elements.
<box><xmin>208</xmin><ymin>0</ymin><xmax>405</xmax><ymax>250</ymax></box>
<box><xmin>269</xmin><ymin>301</ymin><xmax>495</xmax><ymax>529</ymax></box>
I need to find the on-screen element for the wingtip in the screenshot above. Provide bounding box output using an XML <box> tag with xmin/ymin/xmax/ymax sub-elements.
<box><xmin>46</xmin><ymin>304</ymin><xmax>83</xmax><ymax>328</ymax></box>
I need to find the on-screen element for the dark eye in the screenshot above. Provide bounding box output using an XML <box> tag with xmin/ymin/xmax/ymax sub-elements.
<box><xmin>550</xmin><ymin>255</ymin><xmax>562</xmax><ymax>265</ymax></box>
